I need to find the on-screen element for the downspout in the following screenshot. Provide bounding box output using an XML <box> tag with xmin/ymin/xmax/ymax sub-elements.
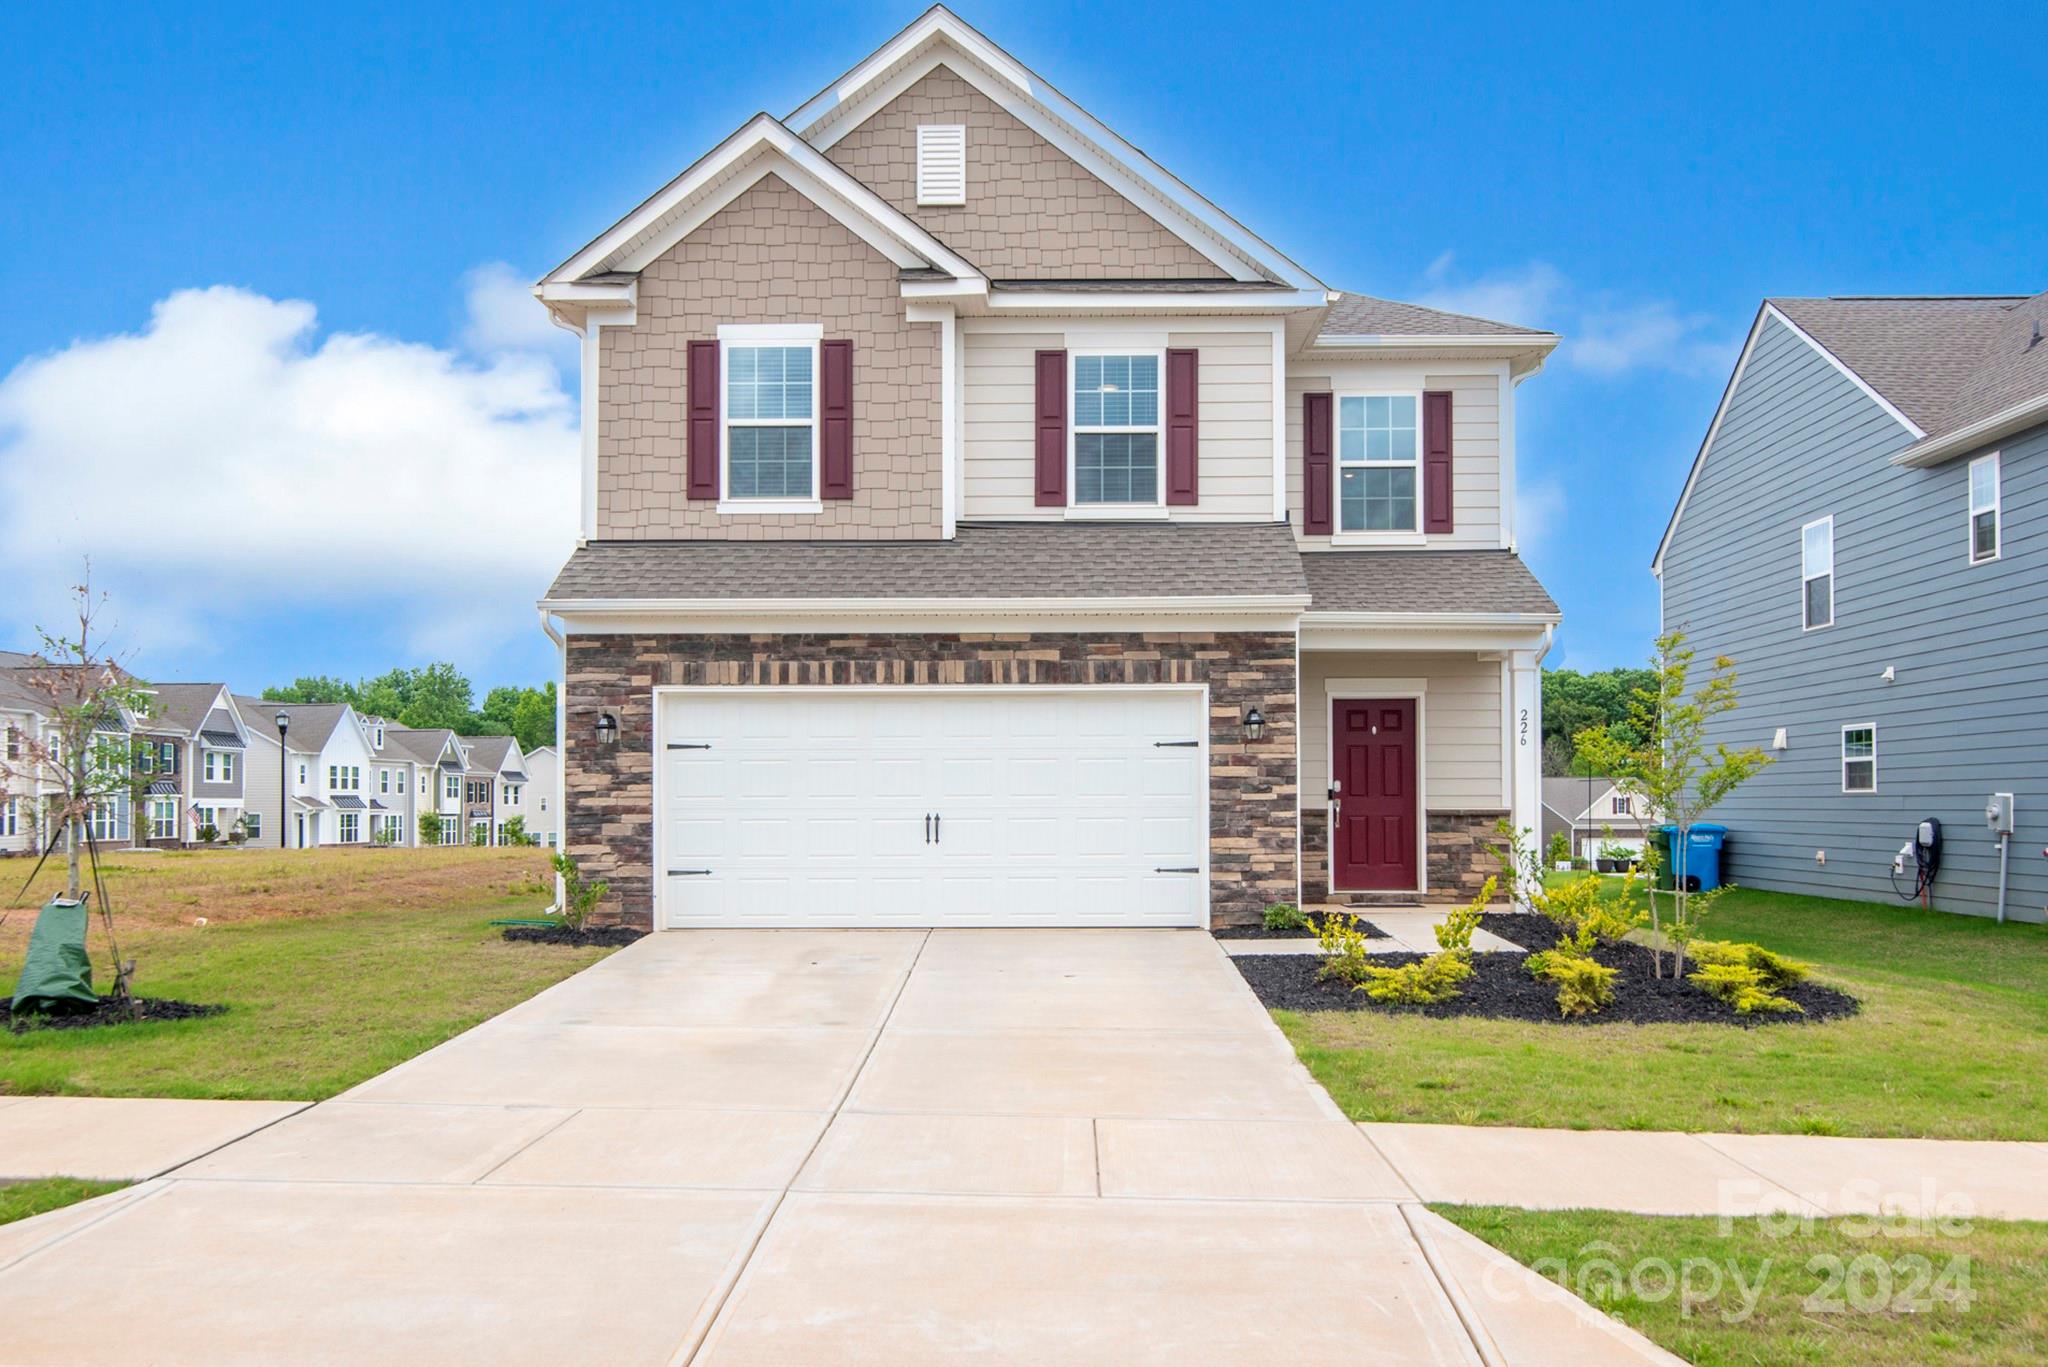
<box><xmin>537</xmin><ymin>606</ymin><xmax>567</xmax><ymax>913</ymax></box>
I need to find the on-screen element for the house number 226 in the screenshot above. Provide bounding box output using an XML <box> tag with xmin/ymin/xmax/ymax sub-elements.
<box><xmin>1518</xmin><ymin>708</ymin><xmax>1530</xmax><ymax>746</ymax></box>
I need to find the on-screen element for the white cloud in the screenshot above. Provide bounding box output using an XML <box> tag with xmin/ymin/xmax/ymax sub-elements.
<box><xmin>1419</xmin><ymin>256</ymin><xmax>1735</xmax><ymax>378</ymax></box>
<box><xmin>1419</xmin><ymin>256</ymin><xmax>1566</xmax><ymax>331</ymax></box>
<box><xmin>461</xmin><ymin>261</ymin><xmax>578</xmax><ymax>370</ymax></box>
<box><xmin>0</xmin><ymin>281</ymin><xmax>578</xmax><ymax>660</ymax></box>
<box><xmin>1569</xmin><ymin>300</ymin><xmax>1736</xmax><ymax>378</ymax></box>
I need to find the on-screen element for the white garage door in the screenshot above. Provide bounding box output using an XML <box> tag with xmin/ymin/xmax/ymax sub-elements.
<box><xmin>655</xmin><ymin>687</ymin><xmax>1208</xmax><ymax>928</ymax></box>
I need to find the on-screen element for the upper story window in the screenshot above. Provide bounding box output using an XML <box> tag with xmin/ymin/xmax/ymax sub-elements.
<box><xmin>1842</xmin><ymin>724</ymin><xmax>1876</xmax><ymax>793</ymax></box>
<box><xmin>724</xmin><ymin>337</ymin><xmax>817</xmax><ymax>505</ymax></box>
<box><xmin>297</xmin><ymin>762</ymin><xmax>308</xmax><ymax>785</ymax></box>
<box><xmin>1071</xmin><ymin>353</ymin><xmax>1161</xmax><ymax>505</ymax></box>
<box><xmin>1612</xmin><ymin>795</ymin><xmax>1633</xmax><ymax>816</ymax></box>
<box><xmin>327</xmin><ymin>764</ymin><xmax>360</xmax><ymax>792</ymax></box>
<box><xmin>379</xmin><ymin>767</ymin><xmax>392</xmax><ymax>794</ymax></box>
<box><xmin>445</xmin><ymin>773</ymin><xmax>460</xmax><ymax>801</ymax></box>
<box><xmin>1801</xmin><ymin>516</ymin><xmax>1834</xmax><ymax>630</ymax></box>
<box><xmin>202</xmin><ymin>749</ymin><xmax>236</xmax><ymax>784</ymax></box>
<box><xmin>1969</xmin><ymin>453</ymin><xmax>2001</xmax><ymax>564</ymax></box>
<box><xmin>1338</xmin><ymin>394</ymin><xmax>1420</xmax><ymax>532</ymax></box>
<box><xmin>915</xmin><ymin>124</ymin><xmax>967</xmax><ymax>205</ymax></box>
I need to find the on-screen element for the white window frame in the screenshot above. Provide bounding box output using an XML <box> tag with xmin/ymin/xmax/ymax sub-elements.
<box><xmin>0</xmin><ymin>797</ymin><xmax>15</xmax><ymax>838</ymax></box>
<box><xmin>1968</xmin><ymin>452</ymin><xmax>2001</xmax><ymax>564</ymax></box>
<box><xmin>445</xmin><ymin>773</ymin><xmax>460</xmax><ymax>801</ymax></box>
<box><xmin>380</xmin><ymin>767</ymin><xmax>391</xmax><ymax>794</ymax></box>
<box><xmin>1612</xmin><ymin>795</ymin><xmax>1633</xmax><ymax>816</ymax></box>
<box><xmin>1801</xmin><ymin>515</ymin><xmax>1835</xmax><ymax>631</ymax></box>
<box><xmin>339</xmin><ymin>810</ymin><xmax>361</xmax><ymax>843</ymax></box>
<box><xmin>1332</xmin><ymin>390</ymin><xmax>1425</xmax><ymax>542</ymax></box>
<box><xmin>297</xmin><ymin>763</ymin><xmax>307</xmax><ymax>785</ymax></box>
<box><xmin>149</xmin><ymin>798</ymin><xmax>179</xmax><ymax>841</ymax></box>
<box><xmin>1841</xmin><ymin>723</ymin><xmax>1877</xmax><ymax>793</ymax></box>
<box><xmin>1067</xmin><ymin>348</ymin><xmax>1167</xmax><ymax>515</ymax></box>
<box><xmin>716</xmin><ymin>324</ymin><xmax>824</xmax><ymax>516</ymax></box>
<box><xmin>244</xmin><ymin>811</ymin><xmax>262</xmax><ymax>840</ymax></box>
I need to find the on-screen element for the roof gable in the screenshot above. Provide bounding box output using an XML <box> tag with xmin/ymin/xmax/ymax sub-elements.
<box><xmin>820</xmin><ymin>63</ymin><xmax>1228</xmax><ymax>282</ymax></box>
<box><xmin>787</xmin><ymin>7</ymin><xmax>1317</xmax><ymax>289</ymax></box>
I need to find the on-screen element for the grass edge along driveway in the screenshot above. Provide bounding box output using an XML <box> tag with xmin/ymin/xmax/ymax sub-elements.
<box><xmin>1279</xmin><ymin>885</ymin><xmax>2048</xmax><ymax>1139</ymax></box>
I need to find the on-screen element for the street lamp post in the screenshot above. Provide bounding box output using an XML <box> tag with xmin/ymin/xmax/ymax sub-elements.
<box><xmin>275</xmin><ymin>711</ymin><xmax>290</xmax><ymax>850</ymax></box>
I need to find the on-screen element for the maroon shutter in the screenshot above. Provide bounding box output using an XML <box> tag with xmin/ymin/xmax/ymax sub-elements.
<box><xmin>1165</xmin><ymin>347</ymin><xmax>1199</xmax><ymax>505</ymax></box>
<box><xmin>1034</xmin><ymin>349</ymin><xmax>1067</xmax><ymax>507</ymax></box>
<box><xmin>686</xmin><ymin>340</ymin><xmax>720</xmax><ymax>500</ymax></box>
<box><xmin>1303</xmin><ymin>392</ymin><xmax>1334</xmax><ymax>536</ymax></box>
<box><xmin>1423</xmin><ymin>389</ymin><xmax>1453</xmax><ymax>533</ymax></box>
<box><xmin>819</xmin><ymin>339</ymin><xmax>854</xmax><ymax>499</ymax></box>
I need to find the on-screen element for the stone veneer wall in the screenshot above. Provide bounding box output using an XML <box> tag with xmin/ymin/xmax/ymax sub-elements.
<box><xmin>596</xmin><ymin>174</ymin><xmax>942</xmax><ymax>541</ymax></box>
<box><xmin>1302</xmin><ymin>809</ymin><xmax>1506</xmax><ymax>906</ymax></box>
<box><xmin>823</xmin><ymin>65</ymin><xmax>1229</xmax><ymax>280</ymax></box>
<box><xmin>564</xmin><ymin>631</ymin><xmax>1297</xmax><ymax>929</ymax></box>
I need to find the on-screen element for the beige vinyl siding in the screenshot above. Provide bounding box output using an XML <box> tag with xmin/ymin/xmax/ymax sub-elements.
<box><xmin>1286</xmin><ymin>364</ymin><xmax>1504</xmax><ymax>549</ymax></box>
<box><xmin>961</xmin><ymin>325</ymin><xmax>1274</xmax><ymax>520</ymax></box>
<box><xmin>1300</xmin><ymin>651</ymin><xmax>1505</xmax><ymax>810</ymax></box>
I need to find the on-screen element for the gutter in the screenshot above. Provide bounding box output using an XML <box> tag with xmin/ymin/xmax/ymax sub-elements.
<box><xmin>536</xmin><ymin>606</ymin><xmax>566</xmax><ymax>915</ymax></box>
<box><xmin>1891</xmin><ymin>391</ymin><xmax>2048</xmax><ymax>468</ymax></box>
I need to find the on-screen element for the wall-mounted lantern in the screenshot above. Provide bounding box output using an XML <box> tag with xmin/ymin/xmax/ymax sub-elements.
<box><xmin>1243</xmin><ymin>707</ymin><xmax>1267</xmax><ymax>744</ymax></box>
<box><xmin>594</xmin><ymin>712</ymin><xmax>619</xmax><ymax>746</ymax></box>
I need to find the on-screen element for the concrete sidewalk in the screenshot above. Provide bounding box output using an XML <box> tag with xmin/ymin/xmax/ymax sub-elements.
<box><xmin>0</xmin><ymin>929</ymin><xmax>1674</xmax><ymax>1365</ymax></box>
<box><xmin>0</xmin><ymin>1097</ymin><xmax>307</xmax><ymax>1181</ymax></box>
<box><xmin>1364</xmin><ymin>1121</ymin><xmax>2048</xmax><ymax>1221</ymax></box>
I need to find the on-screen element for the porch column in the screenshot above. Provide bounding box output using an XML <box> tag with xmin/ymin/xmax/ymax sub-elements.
<box><xmin>1508</xmin><ymin>647</ymin><xmax>1543</xmax><ymax>880</ymax></box>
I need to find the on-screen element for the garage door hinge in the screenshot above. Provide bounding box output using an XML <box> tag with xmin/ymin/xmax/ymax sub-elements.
<box><xmin>667</xmin><ymin>868</ymin><xmax>712</xmax><ymax>876</ymax></box>
<box><xmin>1155</xmin><ymin>866</ymin><xmax>1200</xmax><ymax>874</ymax></box>
<box><xmin>1154</xmin><ymin>740</ymin><xmax>1200</xmax><ymax>748</ymax></box>
<box><xmin>666</xmin><ymin>742</ymin><xmax>712</xmax><ymax>750</ymax></box>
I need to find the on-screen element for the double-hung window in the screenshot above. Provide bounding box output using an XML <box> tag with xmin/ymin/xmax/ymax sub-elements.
<box><xmin>1613</xmin><ymin>796</ymin><xmax>1633</xmax><ymax>816</ymax></box>
<box><xmin>1969</xmin><ymin>453</ymin><xmax>2000</xmax><ymax>563</ymax></box>
<box><xmin>1337</xmin><ymin>394</ymin><xmax>1421</xmax><ymax>532</ymax></box>
<box><xmin>339</xmin><ymin>811</ymin><xmax>361</xmax><ymax>843</ymax></box>
<box><xmin>149</xmin><ymin>798</ymin><xmax>178</xmax><ymax>840</ymax></box>
<box><xmin>0</xmin><ymin>798</ymin><xmax>15</xmax><ymax>838</ymax></box>
<box><xmin>1842</xmin><ymin>724</ymin><xmax>1876</xmax><ymax>793</ymax></box>
<box><xmin>244</xmin><ymin>811</ymin><xmax>262</xmax><ymax>839</ymax></box>
<box><xmin>203</xmin><ymin>750</ymin><xmax>235</xmax><ymax>783</ymax></box>
<box><xmin>723</xmin><ymin>334</ymin><xmax>818</xmax><ymax>506</ymax></box>
<box><xmin>1071</xmin><ymin>353</ymin><xmax>1161</xmax><ymax>506</ymax></box>
<box><xmin>1801</xmin><ymin>516</ymin><xmax>1834</xmax><ymax>630</ymax></box>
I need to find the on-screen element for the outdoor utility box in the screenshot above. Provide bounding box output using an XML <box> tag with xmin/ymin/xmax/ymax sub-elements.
<box><xmin>1651</xmin><ymin>824</ymin><xmax>1729</xmax><ymax>893</ymax></box>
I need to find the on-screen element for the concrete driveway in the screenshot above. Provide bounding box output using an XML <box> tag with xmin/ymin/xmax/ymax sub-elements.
<box><xmin>0</xmin><ymin>929</ymin><xmax>1665</xmax><ymax>1365</ymax></box>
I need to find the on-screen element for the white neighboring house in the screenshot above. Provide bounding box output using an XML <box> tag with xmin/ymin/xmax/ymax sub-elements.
<box><xmin>358</xmin><ymin>715</ymin><xmax>418</xmax><ymax>847</ymax></box>
<box><xmin>460</xmin><ymin>735</ymin><xmax>530</xmax><ymax>845</ymax></box>
<box><xmin>522</xmin><ymin>746</ymin><xmax>559</xmax><ymax>848</ymax></box>
<box><xmin>0</xmin><ymin>668</ymin><xmax>48</xmax><ymax>856</ymax></box>
<box><xmin>1540</xmin><ymin>776</ymin><xmax>1657</xmax><ymax>862</ymax></box>
<box><xmin>251</xmin><ymin>703</ymin><xmax>386</xmax><ymax>848</ymax></box>
<box><xmin>385</xmin><ymin>726</ymin><xmax>469</xmax><ymax>845</ymax></box>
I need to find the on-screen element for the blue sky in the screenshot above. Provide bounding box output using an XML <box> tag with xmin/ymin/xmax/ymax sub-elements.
<box><xmin>2</xmin><ymin>0</ymin><xmax>2041</xmax><ymax>689</ymax></box>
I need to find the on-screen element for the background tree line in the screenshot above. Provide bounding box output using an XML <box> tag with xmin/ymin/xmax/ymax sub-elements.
<box><xmin>1542</xmin><ymin>666</ymin><xmax>1653</xmax><ymax>776</ymax></box>
<box><xmin>261</xmin><ymin>663</ymin><xmax>556</xmax><ymax>753</ymax></box>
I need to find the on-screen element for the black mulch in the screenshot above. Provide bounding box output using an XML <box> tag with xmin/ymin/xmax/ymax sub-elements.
<box><xmin>1234</xmin><ymin>913</ymin><xmax>1861</xmax><ymax>1027</ymax></box>
<box><xmin>502</xmin><ymin>924</ymin><xmax>647</xmax><ymax>948</ymax></box>
<box><xmin>1214</xmin><ymin>913</ymin><xmax>1390</xmax><ymax>941</ymax></box>
<box><xmin>8</xmin><ymin>997</ymin><xmax>228</xmax><ymax>1033</ymax></box>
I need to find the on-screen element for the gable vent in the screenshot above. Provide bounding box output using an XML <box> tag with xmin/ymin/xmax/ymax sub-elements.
<box><xmin>916</xmin><ymin>124</ymin><xmax>966</xmax><ymax>206</ymax></box>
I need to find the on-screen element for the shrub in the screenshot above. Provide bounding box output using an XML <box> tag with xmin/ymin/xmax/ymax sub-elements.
<box><xmin>1531</xmin><ymin>954</ymin><xmax>1618</xmax><ymax>1017</ymax></box>
<box><xmin>1262</xmin><ymin>902</ymin><xmax>1309</xmax><ymax>932</ymax></box>
<box><xmin>1309</xmin><ymin>909</ymin><xmax>1377</xmax><ymax>985</ymax></box>
<box><xmin>1432</xmin><ymin>876</ymin><xmax>1496</xmax><ymax>952</ymax></box>
<box><xmin>1545</xmin><ymin>831</ymin><xmax>1572</xmax><ymax>868</ymax></box>
<box><xmin>1687</xmin><ymin>939</ymin><xmax>1810</xmax><ymax>990</ymax></box>
<box><xmin>501</xmin><ymin>815</ymin><xmax>536</xmax><ymax>847</ymax></box>
<box><xmin>195</xmin><ymin>823</ymin><xmax>220</xmax><ymax>845</ymax></box>
<box><xmin>1356</xmin><ymin>950</ymin><xmax>1474</xmax><ymax>1005</ymax></box>
<box><xmin>550</xmin><ymin>850</ymin><xmax>610</xmax><ymax>932</ymax></box>
<box><xmin>1690</xmin><ymin>961</ymin><xmax>1803</xmax><ymax>1014</ymax></box>
<box><xmin>418</xmin><ymin>812</ymin><xmax>443</xmax><ymax>845</ymax></box>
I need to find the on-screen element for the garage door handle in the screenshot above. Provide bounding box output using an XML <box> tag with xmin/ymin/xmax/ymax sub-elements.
<box><xmin>1156</xmin><ymin>866</ymin><xmax>1199</xmax><ymax>874</ymax></box>
<box><xmin>668</xmin><ymin>868</ymin><xmax>712</xmax><ymax>876</ymax></box>
<box><xmin>934</xmin><ymin>813</ymin><xmax>941</xmax><ymax>844</ymax></box>
<box><xmin>1154</xmin><ymin>740</ymin><xmax>1199</xmax><ymax>748</ymax></box>
<box><xmin>666</xmin><ymin>742</ymin><xmax>711</xmax><ymax>750</ymax></box>
<box><xmin>924</xmin><ymin>814</ymin><xmax>932</xmax><ymax>844</ymax></box>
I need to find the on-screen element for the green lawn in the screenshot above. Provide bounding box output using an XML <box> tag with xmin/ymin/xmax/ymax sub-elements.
<box><xmin>1280</xmin><ymin>885</ymin><xmax>2048</xmax><ymax>1138</ymax></box>
<box><xmin>3</xmin><ymin>848</ymin><xmax>616</xmax><ymax>1100</ymax></box>
<box><xmin>1</xmin><ymin>1178</ymin><xmax>128</xmax><ymax>1227</ymax></box>
<box><xmin>1437</xmin><ymin>1204</ymin><xmax>2048</xmax><ymax>1366</ymax></box>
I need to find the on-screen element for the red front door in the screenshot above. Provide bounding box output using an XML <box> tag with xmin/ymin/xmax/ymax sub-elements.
<box><xmin>1331</xmin><ymin>698</ymin><xmax>1418</xmax><ymax>891</ymax></box>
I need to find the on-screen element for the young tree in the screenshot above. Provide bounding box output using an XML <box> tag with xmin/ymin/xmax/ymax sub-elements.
<box><xmin>417</xmin><ymin>811</ymin><xmax>443</xmax><ymax>846</ymax></box>
<box><xmin>0</xmin><ymin>574</ymin><xmax>153</xmax><ymax>1000</ymax></box>
<box><xmin>1574</xmin><ymin>630</ymin><xmax>1772</xmax><ymax>978</ymax></box>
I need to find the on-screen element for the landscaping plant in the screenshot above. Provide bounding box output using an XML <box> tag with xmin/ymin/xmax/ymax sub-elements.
<box><xmin>1308</xmin><ymin>909</ymin><xmax>1377</xmax><ymax>985</ymax></box>
<box><xmin>1526</xmin><ymin>921</ymin><xmax>1619</xmax><ymax>1018</ymax></box>
<box><xmin>550</xmin><ymin>850</ymin><xmax>609</xmax><ymax>932</ymax></box>
<box><xmin>1352</xmin><ymin>877</ymin><xmax>1496</xmax><ymax>1006</ymax></box>
<box><xmin>417</xmin><ymin>812</ymin><xmax>443</xmax><ymax>845</ymax></box>
<box><xmin>1262</xmin><ymin>902</ymin><xmax>1309</xmax><ymax>932</ymax></box>
<box><xmin>1686</xmin><ymin>939</ymin><xmax>1811</xmax><ymax>1013</ymax></box>
<box><xmin>1574</xmin><ymin>630</ymin><xmax>1772</xmax><ymax>978</ymax></box>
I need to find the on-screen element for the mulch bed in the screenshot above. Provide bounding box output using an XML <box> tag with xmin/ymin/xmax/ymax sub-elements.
<box><xmin>1233</xmin><ymin>913</ymin><xmax>1861</xmax><ymax>1027</ymax></box>
<box><xmin>1214</xmin><ymin>913</ymin><xmax>1390</xmax><ymax>941</ymax></box>
<box><xmin>501</xmin><ymin>924</ymin><xmax>646</xmax><ymax>948</ymax></box>
<box><xmin>8</xmin><ymin>997</ymin><xmax>228</xmax><ymax>1033</ymax></box>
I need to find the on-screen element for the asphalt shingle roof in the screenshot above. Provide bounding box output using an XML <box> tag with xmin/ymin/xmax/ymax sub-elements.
<box><xmin>1320</xmin><ymin>292</ymin><xmax>1549</xmax><ymax>340</ymax></box>
<box><xmin>1302</xmin><ymin>551</ymin><xmax>1559</xmax><ymax>616</ymax></box>
<box><xmin>142</xmin><ymin>683</ymin><xmax>228</xmax><ymax>737</ymax></box>
<box><xmin>545</xmin><ymin>522</ymin><xmax>1311</xmax><ymax>602</ymax></box>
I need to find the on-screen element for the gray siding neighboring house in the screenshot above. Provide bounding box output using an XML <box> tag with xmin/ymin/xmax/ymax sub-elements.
<box><xmin>235</xmin><ymin>697</ymin><xmax>288</xmax><ymax>849</ymax></box>
<box><xmin>1656</xmin><ymin>291</ymin><xmax>2048</xmax><ymax>923</ymax></box>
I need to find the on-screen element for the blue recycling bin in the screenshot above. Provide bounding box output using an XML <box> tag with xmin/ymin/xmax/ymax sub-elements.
<box><xmin>1653</xmin><ymin>824</ymin><xmax>1728</xmax><ymax>891</ymax></box>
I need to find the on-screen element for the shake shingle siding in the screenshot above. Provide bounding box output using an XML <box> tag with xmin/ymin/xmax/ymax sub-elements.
<box><xmin>1663</xmin><ymin>314</ymin><xmax>2048</xmax><ymax>922</ymax></box>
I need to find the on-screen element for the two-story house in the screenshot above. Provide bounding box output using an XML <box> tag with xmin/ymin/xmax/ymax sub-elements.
<box><xmin>1540</xmin><ymin>776</ymin><xmax>1654</xmax><ymax>864</ymax></box>
<box><xmin>248</xmin><ymin>703</ymin><xmax>387</xmax><ymax>848</ymax></box>
<box><xmin>0</xmin><ymin>668</ymin><xmax>48</xmax><ymax>856</ymax></box>
<box><xmin>1656</xmin><ymin>290</ymin><xmax>2048</xmax><ymax>922</ymax></box>
<box><xmin>536</xmin><ymin>8</ymin><xmax>1561</xmax><ymax>929</ymax></box>
<box><xmin>387</xmin><ymin>726</ymin><xmax>469</xmax><ymax>844</ymax></box>
<box><xmin>137</xmin><ymin>684</ymin><xmax>251</xmax><ymax>845</ymax></box>
<box><xmin>522</xmin><ymin>745</ymin><xmax>559</xmax><ymax>847</ymax></box>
